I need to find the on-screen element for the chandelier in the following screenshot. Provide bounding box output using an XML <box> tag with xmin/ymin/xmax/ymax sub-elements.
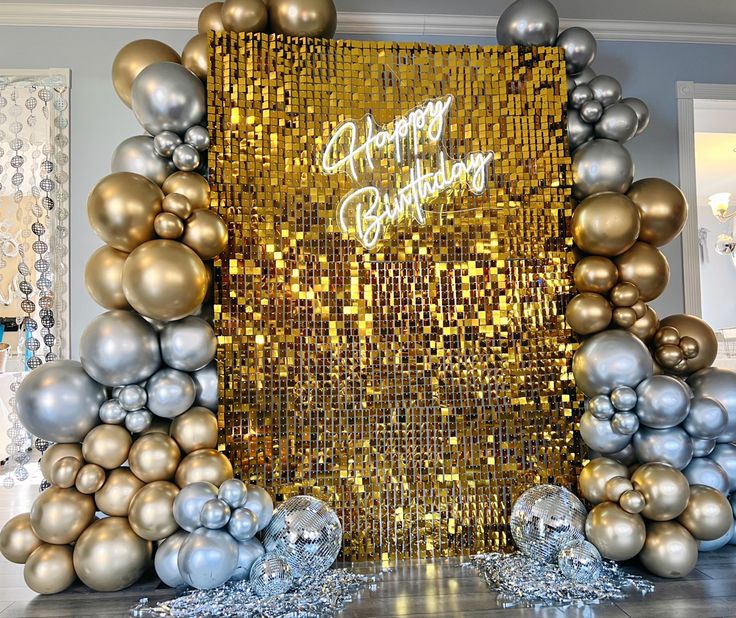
<box><xmin>709</xmin><ymin>193</ymin><xmax>736</xmax><ymax>255</ymax></box>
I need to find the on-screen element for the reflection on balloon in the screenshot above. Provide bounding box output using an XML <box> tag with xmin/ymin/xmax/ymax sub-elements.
<box><xmin>192</xmin><ymin>361</ymin><xmax>219</xmax><ymax>410</ymax></box>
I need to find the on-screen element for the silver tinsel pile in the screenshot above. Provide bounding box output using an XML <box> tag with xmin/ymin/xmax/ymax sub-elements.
<box><xmin>466</xmin><ymin>553</ymin><xmax>654</xmax><ymax>608</ymax></box>
<box><xmin>130</xmin><ymin>568</ymin><xmax>388</xmax><ymax>618</ymax></box>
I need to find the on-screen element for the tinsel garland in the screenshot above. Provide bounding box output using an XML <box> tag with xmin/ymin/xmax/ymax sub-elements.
<box><xmin>466</xmin><ymin>553</ymin><xmax>654</xmax><ymax>607</ymax></box>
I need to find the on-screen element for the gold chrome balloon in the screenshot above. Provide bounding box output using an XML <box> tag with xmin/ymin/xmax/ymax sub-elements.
<box><xmin>639</xmin><ymin>521</ymin><xmax>698</xmax><ymax>578</ymax></box>
<box><xmin>627</xmin><ymin>178</ymin><xmax>688</xmax><ymax>247</ymax></box>
<box><xmin>628</xmin><ymin>305</ymin><xmax>659</xmax><ymax>342</ymax></box>
<box><xmin>85</xmin><ymin>245</ymin><xmax>131</xmax><ymax>310</ymax></box>
<box><xmin>631</xmin><ymin>462</ymin><xmax>689</xmax><ymax>521</ymax></box>
<box><xmin>614</xmin><ymin>241</ymin><xmax>670</xmax><ymax>302</ymax></box>
<box><xmin>679</xmin><ymin>336</ymin><xmax>699</xmax><ymax>359</ymax></box>
<box><xmin>656</xmin><ymin>344</ymin><xmax>684</xmax><ymax>369</ymax></box>
<box><xmin>565</xmin><ymin>293</ymin><xmax>611</xmax><ymax>335</ymax></box>
<box><xmin>82</xmin><ymin>424</ymin><xmax>132</xmax><ymax>470</ymax></box>
<box><xmin>39</xmin><ymin>443</ymin><xmax>83</xmax><ymax>482</ymax></box>
<box><xmin>571</xmin><ymin>192</ymin><xmax>640</xmax><ymax>257</ymax></box>
<box><xmin>612</xmin><ymin>307</ymin><xmax>637</xmax><ymax>329</ymax></box>
<box><xmin>154</xmin><ymin>212</ymin><xmax>185</xmax><ymax>239</ymax></box>
<box><xmin>87</xmin><ymin>172</ymin><xmax>163</xmax><ymax>253</ymax></box>
<box><xmin>198</xmin><ymin>2</ymin><xmax>225</xmax><ymax>33</ymax></box>
<box><xmin>75</xmin><ymin>463</ymin><xmax>106</xmax><ymax>495</ymax></box>
<box><xmin>122</xmin><ymin>239</ymin><xmax>208</xmax><ymax>322</ymax></box>
<box><xmin>585</xmin><ymin>502</ymin><xmax>645</xmax><ymax>561</ymax></box>
<box><xmin>677</xmin><ymin>485</ymin><xmax>732</xmax><ymax>541</ymax></box>
<box><xmin>170</xmin><ymin>406</ymin><xmax>219</xmax><ymax>453</ymax></box>
<box><xmin>630</xmin><ymin>300</ymin><xmax>647</xmax><ymax>319</ymax></box>
<box><xmin>175</xmin><ymin>448</ymin><xmax>234</xmax><ymax>487</ymax></box>
<box><xmin>30</xmin><ymin>486</ymin><xmax>95</xmax><ymax>545</ymax></box>
<box><xmin>0</xmin><ymin>513</ymin><xmax>43</xmax><ymax>564</ymax></box>
<box><xmin>609</xmin><ymin>282</ymin><xmax>639</xmax><ymax>307</ymax></box>
<box><xmin>578</xmin><ymin>457</ymin><xmax>629</xmax><ymax>504</ymax></box>
<box><xmin>222</xmin><ymin>0</ymin><xmax>268</xmax><ymax>33</ymax></box>
<box><xmin>50</xmin><ymin>456</ymin><xmax>83</xmax><ymax>489</ymax></box>
<box><xmin>94</xmin><ymin>467</ymin><xmax>145</xmax><ymax>516</ymax></box>
<box><xmin>619</xmin><ymin>489</ymin><xmax>646</xmax><ymax>514</ymax></box>
<box><xmin>129</xmin><ymin>433</ymin><xmax>181</xmax><ymax>482</ymax></box>
<box><xmin>604</xmin><ymin>476</ymin><xmax>634</xmax><ymax>502</ymax></box>
<box><xmin>660</xmin><ymin>314</ymin><xmax>718</xmax><ymax>375</ymax></box>
<box><xmin>128</xmin><ymin>481</ymin><xmax>180</xmax><ymax>541</ymax></box>
<box><xmin>73</xmin><ymin>517</ymin><xmax>152</xmax><ymax>592</ymax></box>
<box><xmin>654</xmin><ymin>325</ymin><xmax>680</xmax><ymax>347</ymax></box>
<box><xmin>181</xmin><ymin>209</ymin><xmax>229</xmax><ymax>260</ymax></box>
<box><xmin>162</xmin><ymin>171</ymin><xmax>210</xmax><ymax>210</ymax></box>
<box><xmin>112</xmin><ymin>39</ymin><xmax>181</xmax><ymax>107</ymax></box>
<box><xmin>162</xmin><ymin>193</ymin><xmax>194</xmax><ymax>220</ymax></box>
<box><xmin>24</xmin><ymin>544</ymin><xmax>76</xmax><ymax>595</ymax></box>
<box><xmin>269</xmin><ymin>0</ymin><xmax>337</xmax><ymax>38</ymax></box>
<box><xmin>573</xmin><ymin>256</ymin><xmax>618</xmax><ymax>294</ymax></box>
<box><xmin>143</xmin><ymin>417</ymin><xmax>172</xmax><ymax>435</ymax></box>
<box><xmin>182</xmin><ymin>33</ymin><xmax>209</xmax><ymax>82</ymax></box>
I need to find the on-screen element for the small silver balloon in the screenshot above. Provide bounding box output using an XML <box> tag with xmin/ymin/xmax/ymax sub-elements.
<box><xmin>683</xmin><ymin>457</ymin><xmax>729</xmax><ymax>494</ymax></box>
<box><xmin>557</xmin><ymin>539</ymin><xmax>602</xmax><ymax>582</ymax></box>
<box><xmin>611</xmin><ymin>411</ymin><xmax>639</xmax><ymax>436</ymax></box>
<box><xmin>698</xmin><ymin>524</ymin><xmax>734</xmax><ymax>552</ymax></box>
<box><xmin>192</xmin><ymin>361</ymin><xmax>219</xmax><ymax>411</ymax></box>
<box><xmin>595</xmin><ymin>103</ymin><xmax>639</xmax><ymax>143</ymax></box>
<box><xmin>689</xmin><ymin>368</ymin><xmax>736</xmax><ymax>443</ymax></box>
<box><xmin>228</xmin><ymin>507</ymin><xmax>258</xmax><ymax>541</ymax></box>
<box><xmin>587</xmin><ymin>394</ymin><xmax>615</xmax><ymax>420</ymax></box>
<box><xmin>178</xmin><ymin>527</ymin><xmax>239</xmax><ymax>590</ymax></box>
<box><xmin>111</xmin><ymin>135</ymin><xmax>175</xmax><ymax>186</ymax></box>
<box><xmin>231</xmin><ymin>538</ymin><xmax>265</xmax><ymax>581</ymax></box>
<box><xmin>579</xmin><ymin>99</ymin><xmax>603</xmax><ymax>124</ymax></box>
<box><xmin>683</xmin><ymin>396</ymin><xmax>729</xmax><ymax>440</ymax></box>
<box><xmin>573</xmin><ymin>67</ymin><xmax>596</xmax><ymax>86</ymax></box>
<box><xmin>692</xmin><ymin>437</ymin><xmax>717</xmax><ymax>458</ymax></box>
<box><xmin>146</xmin><ymin>368</ymin><xmax>196</xmax><ymax>419</ymax></box>
<box><xmin>184</xmin><ymin>125</ymin><xmax>210</xmax><ymax>151</ymax></box>
<box><xmin>569</xmin><ymin>84</ymin><xmax>593</xmax><ymax>110</ymax></box>
<box><xmin>154</xmin><ymin>130</ymin><xmax>183</xmax><ymax>158</ymax></box>
<box><xmin>200</xmin><ymin>498</ymin><xmax>231</xmax><ymax>529</ymax></box>
<box><xmin>125</xmin><ymin>409</ymin><xmax>153</xmax><ymax>434</ymax></box>
<box><xmin>711</xmin><ymin>443</ymin><xmax>736</xmax><ymax>492</ymax></box>
<box><xmin>99</xmin><ymin>399</ymin><xmax>127</xmax><ymax>424</ymax></box>
<box><xmin>610</xmin><ymin>386</ymin><xmax>637</xmax><ymax>411</ymax></box>
<box><xmin>589</xmin><ymin>75</ymin><xmax>623</xmax><ymax>107</ymax></box>
<box><xmin>557</xmin><ymin>27</ymin><xmax>597</xmax><ymax>75</ymax></box>
<box><xmin>155</xmin><ymin>530</ymin><xmax>189</xmax><ymax>587</ymax></box>
<box><xmin>174</xmin><ymin>482</ymin><xmax>219</xmax><ymax>531</ymax></box>
<box><xmin>622</xmin><ymin>97</ymin><xmax>650</xmax><ymax>135</ymax></box>
<box><xmin>172</xmin><ymin>143</ymin><xmax>200</xmax><ymax>172</ymax></box>
<box><xmin>249</xmin><ymin>553</ymin><xmax>293</xmax><ymax>597</ymax></box>
<box><xmin>244</xmin><ymin>485</ymin><xmax>274</xmax><ymax>532</ymax></box>
<box><xmin>568</xmin><ymin>109</ymin><xmax>593</xmax><ymax>151</ymax></box>
<box><xmin>572</xmin><ymin>139</ymin><xmax>634</xmax><ymax>200</ymax></box>
<box><xmin>219</xmin><ymin>479</ymin><xmax>248</xmax><ymax>509</ymax></box>
<box><xmin>632</xmin><ymin>426</ymin><xmax>694</xmax><ymax>470</ymax></box>
<box><xmin>495</xmin><ymin>0</ymin><xmax>559</xmax><ymax>46</ymax></box>
<box><xmin>635</xmin><ymin>375</ymin><xmax>691</xmax><ymax>429</ymax></box>
<box><xmin>160</xmin><ymin>316</ymin><xmax>217</xmax><ymax>373</ymax></box>
<box><xmin>119</xmin><ymin>385</ymin><xmax>148</xmax><ymax>411</ymax></box>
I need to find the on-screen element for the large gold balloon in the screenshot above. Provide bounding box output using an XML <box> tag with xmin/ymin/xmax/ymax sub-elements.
<box><xmin>627</xmin><ymin>178</ymin><xmax>688</xmax><ymax>247</ymax></box>
<box><xmin>129</xmin><ymin>433</ymin><xmax>181</xmax><ymax>482</ymax></box>
<box><xmin>50</xmin><ymin>456</ymin><xmax>83</xmax><ymax>489</ymax></box>
<box><xmin>565</xmin><ymin>293</ymin><xmax>612</xmax><ymax>335</ymax></box>
<box><xmin>112</xmin><ymin>39</ymin><xmax>181</xmax><ymax>107</ymax></box>
<box><xmin>181</xmin><ymin>209</ymin><xmax>229</xmax><ymax>260</ymax></box>
<box><xmin>222</xmin><ymin>0</ymin><xmax>268</xmax><ymax>33</ymax></box>
<box><xmin>628</xmin><ymin>305</ymin><xmax>659</xmax><ymax>343</ymax></box>
<box><xmin>88</xmin><ymin>172</ymin><xmax>163</xmax><ymax>253</ymax></box>
<box><xmin>572</xmin><ymin>192</ymin><xmax>640</xmax><ymax>257</ymax></box>
<box><xmin>75</xmin><ymin>463</ymin><xmax>106</xmax><ymax>495</ymax></box>
<box><xmin>122</xmin><ymin>239</ymin><xmax>208</xmax><ymax>322</ymax></box>
<box><xmin>614</xmin><ymin>241</ymin><xmax>670</xmax><ymax>302</ymax></box>
<box><xmin>573</xmin><ymin>256</ymin><xmax>618</xmax><ymax>294</ymax></box>
<box><xmin>170</xmin><ymin>407</ymin><xmax>219</xmax><ymax>453</ymax></box>
<box><xmin>270</xmin><ymin>0</ymin><xmax>337</xmax><ymax>38</ymax></box>
<box><xmin>578</xmin><ymin>457</ymin><xmax>629</xmax><ymax>505</ymax></box>
<box><xmin>585</xmin><ymin>502</ymin><xmax>646</xmax><ymax>561</ymax></box>
<box><xmin>198</xmin><ymin>2</ymin><xmax>225</xmax><ymax>33</ymax></box>
<box><xmin>677</xmin><ymin>485</ymin><xmax>732</xmax><ymax>541</ymax></box>
<box><xmin>162</xmin><ymin>172</ymin><xmax>210</xmax><ymax>210</ymax></box>
<box><xmin>39</xmin><ymin>443</ymin><xmax>83</xmax><ymax>482</ymax></box>
<box><xmin>128</xmin><ymin>481</ymin><xmax>180</xmax><ymax>541</ymax></box>
<box><xmin>660</xmin><ymin>314</ymin><xmax>718</xmax><ymax>375</ymax></box>
<box><xmin>175</xmin><ymin>448</ymin><xmax>234</xmax><ymax>487</ymax></box>
<box><xmin>94</xmin><ymin>467</ymin><xmax>145</xmax><ymax>516</ymax></box>
<box><xmin>631</xmin><ymin>462</ymin><xmax>690</xmax><ymax>521</ymax></box>
<box><xmin>30</xmin><ymin>487</ymin><xmax>95</xmax><ymax>545</ymax></box>
<box><xmin>85</xmin><ymin>245</ymin><xmax>131</xmax><ymax>310</ymax></box>
<box><xmin>639</xmin><ymin>521</ymin><xmax>698</xmax><ymax>578</ymax></box>
<box><xmin>82</xmin><ymin>424</ymin><xmax>132</xmax><ymax>470</ymax></box>
<box><xmin>24</xmin><ymin>544</ymin><xmax>76</xmax><ymax>595</ymax></box>
<box><xmin>182</xmin><ymin>33</ymin><xmax>209</xmax><ymax>82</ymax></box>
<box><xmin>73</xmin><ymin>517</ymin><xmax>152</xmax><ymax>592</ymax></box>
<box><xmin>0</xmin><ymin>513</ymin><xmax>43</xmax><ymax>564</ymax></box>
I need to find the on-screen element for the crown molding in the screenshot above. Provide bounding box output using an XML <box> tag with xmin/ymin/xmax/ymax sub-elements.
<box><xmin>0</xmin><ymin>4</ymin><xmax>735</xmax><ymax>45</ymax></box>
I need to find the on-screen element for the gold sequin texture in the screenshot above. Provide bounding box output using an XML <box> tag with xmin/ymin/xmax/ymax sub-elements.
<box><xmin>209</xmin><ymin>33</ymin><xmax>582</xmax><ymax>560</ymax></box>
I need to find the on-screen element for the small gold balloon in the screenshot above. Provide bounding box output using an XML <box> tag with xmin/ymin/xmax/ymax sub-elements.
<box><xmin>85</xmin><ymin>245</ymin><xmax>131</xmax><ymax>310</ymax></box>
<box><xmin>627</xmin><ymin>178</ymin><xmax>689</xmax><ymax>247</ymax></box>
<box><xmin>75</xmin><ymin>463</ymin><xmax>106</xmax><ymax>495</ymax></box>
<box><xmin>656</xmin><ymin>344</ymin><xmax>684</xmax><ymax>369</ymax></box>
<box><xmin>82</xmin><ymin>424</ymin><xmax>132</xmax><ymax>470</ymax></box>
<box><xmin>182</xmin><ymin>209</ymin><xmax>229</xmax><ymax>260</ymax></box>
<box><xmin>175</xmin><ymin>448</ymin><xmax>234</xmax><ymax>488</ymax></box>
<box><xmin>573</xmin><ymin>256</ymin><xmax>619</xmax><ymax>294</ymax></box>
<box><xmin>162</xmin><ymin>192</ymin><xmax>194</xmax><ymax>220</ymax></box>
<box><xmin>612</xmin><ymin>307</ymin><xmax>637</xmax><ymax>329</ymax></box>
<box><xmin>0</xmin><ymin>513</ymin><xmax>43</xmax><ymax>564</ymax></box>
<box><xmin>50</xmin><ymin>456</ymin><xmax>83</xmax><ymax>489</ymax></box>
<box><xmin>94</xmin><ymin>467</ymin><xmax>145</xmax><ymax>516</ymax></box>
<box><xmin>609</xmin><ymin>282</ymin><xmax>639</xmax><ymax>307</ymax></box>
<box><xmin>30</xmin><ymin>487</ymin><xmax>95</xmax><ymax>545</ymax></box>
<box><xmin>269</xmin><ymin>0</ymin><xmax>337</xmax><ymax>38</ymax></box>
<box><xmin>73</xmin><ymin>517</ymin><xmax>152</xmax><ymax>592</ymax></box>
<box><xmin>128</xmin><ymin>481</ymin><xmax>180</xmax><ymax>541</ymax></box>
<box><xmin>39</xmin><ymin>443</ymin><xmax>83</xmax><ymax>482</ymax></box>
<box><xmin>24</xmin><ymin>544</ymin><xmax>76</xmax><ymax>595</ymax></box>
<box><xmin>614</xmin><ymin>241</ymin><xmax>670</xmax><ymax>302</ymax></box>
<box><xmin>619</xmin><ymin>489</ymin><xmax>645</xmax><ymax>514</ymax></box>
<box><xmin>154</xmin><ymin>212</ymin><xmax>185</xmax><ymax>240</ymax></box>
<box><xmin>654</xmin><ymin>325</ymin><xmax>680</xmax><ymax>347</ymax></box>
<box><xmin>585</xmin><ymin>502</ymin><xmax>646</xmax><ymax>561</ymax></box>
<box><xmin>222</xmin><ymin>0</ymin><xmax>268</xmax><ymax>33</ymax></box>
<box><xmin>182</xmin><ymin>33</ymin><xmax>209</xmax><ymax>82</ymax></box>
<box><xmin>679</xmin><ymin>335</ymin><xmax>699</xmax><ymax>359</ymax></box>
<box><xmin>605</xmin><ymin>476</ymin><xmax>634</xmax><ymax>502</ymax></box>
<box><xmin>129</xmin><ymin>433</ymin><xmax>181</xmax><ymax>483</ymax></box>
<box><xmin>112</xmin><ymin>39</ymin><xmax>181</xmax><ymax>107</ymax></box>
<box><xmin>639</xmin><ymin>521</ymin><xmax>698</xmax><ymax>578</ymax></box>
<box><xmin>630</xmin><ymin>300</ymin><xmax>647</xmax><ymax>320</ymax></box>
<box><xmin>578</xmin><ymin>457</ymin><xmax>629</xmax><ymax>505</ymax></box>
<box><xmin>628</xmin><ymin>305</ymin><xmax>659</xmax><ymax>343</ymax></box>
<box><xmin>572</xmin><ymin>192</ymin><xmax>641</xmax><ymax>257</ymax></box>
<box><xmin>660</xmin><ymin>314</ymin><xmax>718</xmax><ymax>375</ymax></box>
<box><xmin>677</xmin><ymin>485</ymin><xmax>732</xmax><ymax>541</ymax></box>
<box><xmin>198</xmin><ymin>1</ymin><xmax>225</xmax><ymax>33</ymax></box>
<box><xmin>162</xmin><ymin>171</ymin><xmax>210</xmax><ymax>210</ymax></box>
<box><xmin>88</xmin><ymin>172</ymin><xmax>163</xmax><ymax>253</ymax></box>
<box><xmin>631</xmin><ymin>462</ymin><xmax>690</xmax><ymax>521</ymax></box>
<box><xmin>170</xmin><ymin>406</ymin><xmax>219</xmax><ymax>453</ymax></box>
<box><xmin>565</xmin><ymin>293</ymin><xmax>612</xmax><ymax>335</ymax></box>
<box><xmin>123</xmin><ymin>239</ymin><xmax>208</xmax><ymax>322</ymax></box>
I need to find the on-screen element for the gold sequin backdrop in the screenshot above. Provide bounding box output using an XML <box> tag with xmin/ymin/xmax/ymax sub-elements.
<box><xmin>209</xmin><ymin>33</ymin><xmax>582</xmax><ymax>560</ymax></box>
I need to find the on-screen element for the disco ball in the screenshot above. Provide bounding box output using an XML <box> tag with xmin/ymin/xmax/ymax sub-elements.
<box><xmin>262</xmin><ymin>495</ymin><xmax>342</xmax><ymax>580</ymax></box>
<box><xmin>510</xmin><ymin>485</ymin><xmax>587</xmax><ymax>562</ymax></box>
<box><xmin>557</xmin><ymin>539</ymin><xmax>602</xmax><ymax>582</ymax></box>
<box><xmin>249</xmin><ymin>553</ymin><xmax>293</xmax><ymax>597</ymax></box>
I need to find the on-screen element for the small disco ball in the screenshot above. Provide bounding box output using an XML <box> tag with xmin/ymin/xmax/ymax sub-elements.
<box><xmin>557</xmin><ymin>539</ymin><xmax>603</xmax><ymax>582</ymax></box>
<box><xmin>510</xmin><ymin>485</ymin><xmax>587</xmax><ymax>563</ymax></box>
<box><xmin>249</xmin><ymin>553</ymin><xmax>293</xmax><ymax>597</ymax></box>
<box><xmin>262</xmin><ymin>495</ymin><xmax>342</xmax><ymax>580</ymax></box>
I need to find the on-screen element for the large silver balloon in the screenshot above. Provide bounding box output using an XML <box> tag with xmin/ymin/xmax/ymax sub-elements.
<box><xmin>595</xmin><ymin>103</ymin><xmax>639</xmax><ymax>143</ymax></box>
<box><xmin>692</xmin><ymin>437</ymin><xmax>717</xmax><ymax>458</ymax></box>
<box><xmin>111</xmin><ymin>135</ymin><xmax>175</xmax><ymax>186</ymax></box>
<box><xmin>572</xmin><ymin>139</ymin><xmax>634</xmax><ymax>200</ymax></box>
<box><xmin>244</xmin><ymin>485</ymin><xmax>274</xmax><ymax>532</ymax></box>
<box><xmin>160</xmin><ymin>316</ymin><xmax>217</xmax><ymax>372</ymax></box>
<box><xmin>682</xmin><ymin>397</ymin><xmax>728</xmax><ymax>439</ymax></box>
<box><xmin>131</xmin><ymin>62</ymin><xmax>206</xmax><ymax>136</ymax></box>
<box><xmin>568</xmin><ymin>109</ymin><xmax>593</xmax><ymax>151</ymax></box>
<box><xmin>688</xmin><ymin>368</ymin><xmax>736</xmax><ymax>443</ymax></box>
<box><xmin>80</xmin><ymin>310</ymin><xmax>161</xmax><ymax>387</ymax></box>
<box><xmin>219</xmin><ymin>479</ymin><xmax>248</xmax><ymax>509</ymax></box>
<box><xmin>556</xmin><ymin>27</ymin><xmax>597</xmax><ymax>75</ymax></box>
<box><xmin>589</xmin><ymin>75</ymin><xmax>622</xmax><ymax>107</ymax></box>
<box><xmin>572</xmin><ymin>330</ymin><xmax>653</xmax><ymax>397</ymax></box>
<box><xmin>154</xmin><ymin>530</ymin><xmax>188</xmax><ymax>587</ymax></box>
<box><xmin>580</xmin><ymin>411</ymin><xmax>632</xmax><ymax>453</ymax></box>
<box><xmin>683</xmin><ymin>457</ymin><xmax>729</xmax><ymax>494</ymax></box>
<box><xmin>231</xmin><ymin>538</ymin><xmax>265</xmax><ymax>581</ymax></box>
<box><xmin>495</xmin><ymin>0</ymin><xmax>559</xmax><ymax>46</ymax></box>
<box><xmin>622</xmin><ymin>97</ymin><xmax>650</xmax><ymax>135</ymax></box>
<box><xmin>177</xmin><ymin>527</ymin><xmax>238</xmax><ymax>590</ymax></box>
<box><xmin>698</xmin><ymin>524</ymin><xmax>734</xmax><ymax>552</ymax></box>
<box><xmin>573</xmin><ymin>67</ymin><xmax>596</xmax><ymax>86</ymax></box>
<box><xmin>173</xmin><ymin>481</ymin><xmax>218</xmax><ymax>532</ymax></box>
<box><xmin>146</xmin><ymin>368</ymin><xmax>196</xmax><ymax>419</ymax></box>
<box><xmin>711</xmin><ymin>443</ymin><xmax>736</xmax><ymax>492</ymax></box>
<box><xmin>635</xmin><ymin>375</ymin><xmax>691</xmax><ymax>429</ymax></box>
<box><xmin>632</xmin><ymin>426</ymin><xmax>693</xmax><ymax>470</ymax></box>
<box><xmin>228</xmin><ymin>507</ymin><xmax>258</xmax><ymax>541</ymax></box>
<box><xmin>192</xmin><ymin>361</ymin><xmax>218</xmax><ymax>411</ymax></box>
<box><xmin>16</xmin><ymin>360</ymin><xmax>105</xmax><ymax>443</ymax></box>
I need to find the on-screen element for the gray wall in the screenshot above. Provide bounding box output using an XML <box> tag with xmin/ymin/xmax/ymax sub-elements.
<box><xmin>0</xmin><ymin>23</ymin><xmax>734</xmax><ymax>356</ymax></box>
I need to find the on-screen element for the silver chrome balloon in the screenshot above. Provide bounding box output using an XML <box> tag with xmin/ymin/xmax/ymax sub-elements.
<box><xmin>572</xmin><ymin>67</ymin><xmax>596</xmax><ymax>86</ymax></box>
<box><xmin>579</xmin><ymin>100</ymin><xmax>603</xmax><ymax>124</ymax></box>
<box><xmin>192</xmin><ymin>361</ymin><xmax>218</xmax><ymax>411</ymax></box>
<box><xmin>589</xmin><ymin>75</ymin><xmax>623</xmax><ymax>107</ymax></box>
<box><xmin>172</xmin><ymin>143</ymin><xmax>200</xmax><ymax>172</ymax></box>
<box><xmin>711</xmin><ymin>443</ymin><xmax>736</xmax><ymax>492</ymax></box>
<box><xmin>80</xmin><ymin>310</ymin><xmax>161</xmax><ymax>387</ymax></box>
<box><xmin>610</xmin><ymin>386</ymin><xmax>637</xmax><ymax>411</ymax></box>
<box><xmin>200</xmin><ymin>498</ymin><xmax>231</xmax><ymax>529</ymax></box>
<box><xmin>580</xmin><ymin>411</ymin><xmax>632</xmax><ymax>453</ymax></box>
<box><xmin>569</xmin><ymin>84</ymin><xmax>593</xmax><ymax>110</ymax></box>
<box><xmin>155</xmin><ymin>530</ymin><xmax>189</xmax><ymax>588</ymax></box>
<box><xmin>177</xmin><ymin>527</ymin><xmax>239</xmax><ymax>590</ymax></box>
<box><xmin>131</xmin><ymin>61</ymin><xmax>206</xmax><ymax>136</ymax></box>
<box><xmin>698</xmin><ymin>525</ymin><xmax>734</xmax><ymax>552</ymax></box>
<box><xmin>610</xmin><ymin>411</ymin><xmax>639</xmax><ymax>436</ymax></box>
<box><xmin>231</xmin><ymin>538</ymin><xmax>265</xmax><ymax>581</ymax></box>
<box><xmin>635</xmin><ymin>375</ymin><xmax>691</xmax><ymax>429</ymax></box>
<box><xmin>495</xmin><ymin>0</ymin><xmax>559</xmax><ymax>46</ymax></box>
<box><xmin>683</xmin><ymin>457</ymin><xmax>729</xmax><ymax>494</ymax></box>
<box><xmin>228</xmin><ymin>507</ymin><xmax>258</xmax><ymax>541</ymax></box>
<box><xmin>588</xmin><ymin>442</ymin><xmax>637</xmax><ymax>466</ymax></box>
<box><xmin>688</xmin><ymin>368</ymin><xmax>736</xmax><ymax>443</ymax></box>
<box><xmin>119</xmin><ymin>384</ymin><xmax>148</xmax><ymax>411</ymax></box>
<box><xmin>556</xmin><ymin>27</ymin><xmax>597</xmax><ymax>75</ymax></box>
<box><xmin>219</xmin><ymin>479</ymin><xmax>248</xmax><ymax>509</ymax></box>
<box><xmin>572</xmin><ymin>139</ymin><xmax>634</xmax><ymax>200</ymax></box>
<box><xmin>160</xmin><ymin>316</ymin><xmax>217</xmax><ymax>373</ymax></box>
<box><xmin>16</xmin><ymin>360</ymin><xmax>105</xmax><ymax>443</ymax></box>
<box><xmin>125</xmin><ymin>409</ymin><xmax>153</xmax><ymax>433</ymax></box>
<box><xmin>146</xmin><ymin>368</ymin><xmax>196</xmax><ymax>419</ymax></box>
<box><xmin>568</xmin><ymin>109</ymin><xmax>593</xmax><ymax>151</ymax></box>
<box><xmin>153</xmin><ymin>130</ymin><xmax>183</xmax><ymax>158</ymax></box>
<box><xmin>622</xmin><ymin>97</ymin><xmax>650</xmax><ymax>135</ymax></box>
<box><xmin>99</xmin><ymin>399</ymin><xmax>127</xmax><ymax>424</ymax></box>
<box><xmin>173</xmin><ymin>482</ymin><xmax>219</xmax><ymax>532</ymax></box>
<box><xmin>184</xmin><ymin>125</ymin><xmax>210</xmax><ymax>151</ymax></box>
<box><xmin>595</xmin><ymin>103</ymin><xmax>639</xmax><ymax>143</ymax></box>
<box><xmin>111</xmin><ymin>135</ymin><xmax>175</xmax><ymax>186</ymax></box>
<box><xmin>682</xmin><ymin>396</ymin><xmax>728</xmax><ymax>439</ymax></box>
<box><xmin>243</xmin><ymin>485</ymin><xmax>274</xmax><ymax>532</ymax></box>
<box><xmin>692</xmin><ymin>437</ymin><xmax>717</xmax><ymax>458</ymax></box>
<box><xmin>632</xmin><ymin>426</ymin><xmax>694</xmax><ymax>470</ymax></box>
<box><xmin>587</xmin><ymin>394</ymin><xmax>615</xmax><ymax>420</ymax></box>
